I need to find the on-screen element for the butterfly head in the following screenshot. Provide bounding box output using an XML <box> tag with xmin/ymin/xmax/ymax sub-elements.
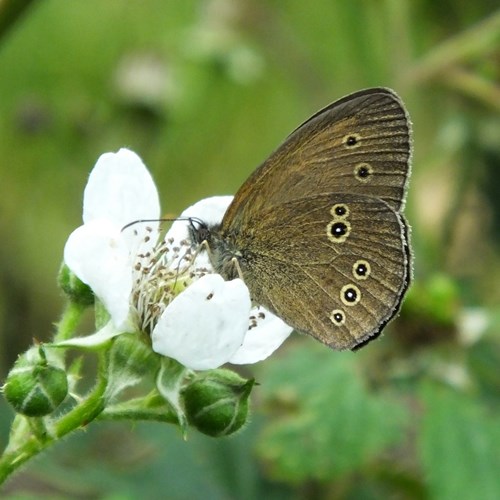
<box><xmin>187</xmin><ymin>217</ymin><xmax>214</xmax><ymax>246</ymax></box>
<box><xmin>188</xmin><ymin>218</ymin><xmax>244</xmax><ymax>281</ymax></box>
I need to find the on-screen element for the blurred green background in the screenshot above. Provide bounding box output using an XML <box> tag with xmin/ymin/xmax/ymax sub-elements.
<box><xmin>1</xmin><ymin>0</ymin><xmax>499</xmax><ymax>498</ymax></box>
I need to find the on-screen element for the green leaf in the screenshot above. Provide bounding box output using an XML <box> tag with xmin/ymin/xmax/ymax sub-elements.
<box><xmin>419</xmin><ymin>382</ymin><xmax>500</xmax><ymax>500</ymax></box>
<box><xmin>256</xmin><ymin>344</ymin><xmax>408</xmax><ymax>482</ymax></box>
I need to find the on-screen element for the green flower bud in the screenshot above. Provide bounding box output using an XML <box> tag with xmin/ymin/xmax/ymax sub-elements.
<box><xmin>58</xmin><ymin>264</ymin><xmax>94</xmax><ymax>306</ymax></box>
<box><xmin>3</xmin><ymin>347</ymin><xmax>68</xmax><ymax>417</ymax></box>
<box><xmin>181</xmin><ymin>369</ymin><xmax>254</xmax><ymax>437</ymax></box>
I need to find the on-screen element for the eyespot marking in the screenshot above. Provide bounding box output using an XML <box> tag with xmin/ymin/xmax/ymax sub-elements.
<box><xmin>340</xmin><ymin>284</ymin><xmax>361</xmax><ymax>306</ymax></box>
<box><xmin>330</xmin><ymin>203</ymin><xmax>349</xmax><ymax>219</ymax></box>
<box><xmin>343</xmin><ymin>133</ymin><xmax>361</xmax><ymax>148</ymax></box>
<box><xmin>326</xmin><ymin>220</ymin><xmax>351</xmax><ymax>243</ymax></box>
<box><xmin>352</xmin><ymin>260</ymin><xmax>371</xmax><ymax>280</ymax></box>
<box><xmin>354</xmin><ymin>162</ymin><xmax>373</xmax><ymax>182</ymax></box>
<box><xmin>330</xmin><ymin>309</ymin><xmax>345</xmax><ymax>326</ymax></box>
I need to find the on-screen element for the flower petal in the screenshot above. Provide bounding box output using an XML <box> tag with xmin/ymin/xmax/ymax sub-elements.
<box><xmin>64</xmin><ymin>220</ymin><xmax>133</xmax><ymax>331</ymax></box>
<box><xmin>179</xmin><ymin>195</ymin><xmax>233</xmax><ymax>227</ymax></box>
<box><xmin>152</xmin><ymin>274</ymin><xmax>251</xmax><ymax>370</ymax></box>
<box><xmin>229</xmin><ymin>307</ymin><xmax>293</xmax><ymax>364</ymax></box>
<box><xmin>83</xmin><ymin>148</ymin><xmax>160</xmax><ymax>228</ymax></box>
<box><xmin>165</xmin><ymin>196</ymin><xmax>233</xmax><ymax>270</ymax></box>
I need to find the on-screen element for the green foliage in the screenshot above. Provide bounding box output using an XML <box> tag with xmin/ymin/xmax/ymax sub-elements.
<box><xmin>419</xmin><ymin>382</ymin><xmax>500</xmax><ymax>500</ymax></box>
<box><xmin>257</xmin><ymin>346</ymin><xmax>408</xmax><ymax>482</ymax></box>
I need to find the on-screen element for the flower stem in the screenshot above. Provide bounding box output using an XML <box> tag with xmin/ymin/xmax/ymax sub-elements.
<box><xmin>54</xmin><ymin>378</ymin><xmax>108</xmax><ymax>438</ymax></box>
<box><xmin>54</xmin><ymin>301</ymin><xmax>87</xmax><ymax>342</ymax></box>
<box><xmin>26</xmin><ymin>417</ymin><xmax>49</xmax><ymax>443</ymax></box>
<box><xmin>0</xmin><ymin>431</ymin><xmax>45</xmax><ymax>484</ymax></box>
<box><xmin>0</xmin><ymin>377</ymin><xmax>107</xmax><ymax>484</ymax></box>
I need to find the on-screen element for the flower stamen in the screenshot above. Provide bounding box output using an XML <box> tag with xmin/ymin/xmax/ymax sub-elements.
<box><xmin>129</xmin><ymin>228</ymin><xmax>210</xmax><ymax>333</ymax></box>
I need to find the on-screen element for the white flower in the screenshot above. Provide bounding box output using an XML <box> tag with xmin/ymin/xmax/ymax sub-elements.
<box><xmin>64</xmin><ymin>148</ymin><xmax>292</xmax><ymax>370</ymax></box>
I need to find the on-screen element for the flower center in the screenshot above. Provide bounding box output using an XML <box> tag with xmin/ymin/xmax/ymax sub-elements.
<box><xmin>130</xmin><ymin>227</ymin><xmax>211</xmax><ymax>333</ymax></box>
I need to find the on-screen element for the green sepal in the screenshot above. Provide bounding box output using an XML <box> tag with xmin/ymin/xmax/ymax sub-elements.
<box><xmin>100</xmin><ymin>391</ymin><xmax>178</xmax><ymax>424</ymax></box>
<box><xmin>104</xmin><ymin>333</ymin><xmax>160</xmax><ymax>401</ymax></box>
<box><xmin>156</xmin><ymin>358</ymin><xmax>190</xmax><ymax>438</ymax></box>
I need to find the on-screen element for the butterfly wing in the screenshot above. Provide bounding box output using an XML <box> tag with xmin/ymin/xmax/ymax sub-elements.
<box><xmin>221</xmin><ymin>88</ymin><xmax>411</xmax><ymax>235</ymax></box>
<box><xmin>214</xmin><ymin>87</ymin><xmax>412</xmax><ymax>348</ymax></box>
<box><xmin>233</xmin><ymin>193</ymin><xmax>410</xmax><ymax>349</ymax></box>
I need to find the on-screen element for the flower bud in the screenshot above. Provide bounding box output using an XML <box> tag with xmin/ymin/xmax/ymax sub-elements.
<box><xmin>58</xmin><ymin>264</ymin><xmax>94</xmax><ymax>306</ymax></box>
<box><xmin>181</xmin><ymin>369</ymin><xmax>254</xmax><ymax>437</ymax></box>
<box><xmin>3</xmin><ymin>347</ymin><xmax>68</xmax><ymax>417</ymax></box>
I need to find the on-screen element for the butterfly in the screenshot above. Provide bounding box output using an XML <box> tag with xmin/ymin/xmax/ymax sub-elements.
<box><xmin>190</xmin><ymin>88</ymin><xmax>412</xmax><ymax>350</ymax></box>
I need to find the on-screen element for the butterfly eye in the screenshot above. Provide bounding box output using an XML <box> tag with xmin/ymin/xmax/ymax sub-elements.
<box><xmin>352</xmin><ymin>260</ymin><xmax>371</xmax><ymax>280</ymax></box>
<box><xmin>327</xmin><ymin>220</ymin><xmax>351</xmax><ymax>243</ymax></box>
<box><xmin>329</xmin><ymin>309</ymin><xmax>345</xmax><ymax>326</ymax></box>
<box><xmin>354</xmin><ymin>162</ymin><xmax>373</xmax><ymax>182</ymax></box>
<box><xmin>340</xmin><ymin>284</ymin><xmax>361</xmax><ymax>306</ymax></box>
<box><xmin>331</xmin><ymin>203</ymin><xmax>349</xmax><ymax>218</ymax></box>
<box><xmin>331</xmin><ymin>222</ymin><xmax>347</xmax><ymax>236</ymax></box>
<box><xmin>343</xmin><ymin>133</ymin><xmax>361</xmax><ymax>148</ymax></box>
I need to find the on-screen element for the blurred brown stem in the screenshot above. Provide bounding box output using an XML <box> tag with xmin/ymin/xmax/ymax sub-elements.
<box><xmin>0</xmin><ymin>0</ymin><xmax>39</xmax><ymax>41</ymax></box>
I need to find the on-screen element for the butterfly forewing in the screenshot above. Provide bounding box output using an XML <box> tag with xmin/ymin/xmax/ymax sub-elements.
<box><xmin>221</xmin><ymin>88</ymin><xmax>411</xmax><ymax>235</ymax></box>
<box><xmin>206</xmin><ymin>87</ymin><xmax>412</xmax><ymax>349</ymax></box>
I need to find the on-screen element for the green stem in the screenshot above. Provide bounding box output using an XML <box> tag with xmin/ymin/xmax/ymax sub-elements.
<box><xmin>0</xmin><ymin>432</ymin><xmax>44</xmax><ymax>484</ymax></box>
<box><xmin>26</xmin><ymin>417</ymin><xmax>49</xmax><ymax>443</ymax></box>
<box><xmin>54</xmin><ymin>378</ymin><xmax>108</xmax><ymax>438</ymax></box>
<box><xmin>53</xmin><ymin>301</ymin><xmax>87</xmax><ymax>343</ymax></box>
<box><xmin>0</xmin><ymin>377</ymin><xmax>108</xmax><ymax>484</ymax></box>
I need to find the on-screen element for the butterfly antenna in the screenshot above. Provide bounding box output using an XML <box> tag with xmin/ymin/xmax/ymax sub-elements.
<box><xmin>121</xmin><ymin>217</ymin><xmax>194</xmax><ymax>233</ymax></box>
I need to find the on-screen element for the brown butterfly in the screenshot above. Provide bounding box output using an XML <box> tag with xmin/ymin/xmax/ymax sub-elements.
<box><xmin>191</xmin><ymin>88</ymin><xmax>412</xmax><ymax>350</ymax></box>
